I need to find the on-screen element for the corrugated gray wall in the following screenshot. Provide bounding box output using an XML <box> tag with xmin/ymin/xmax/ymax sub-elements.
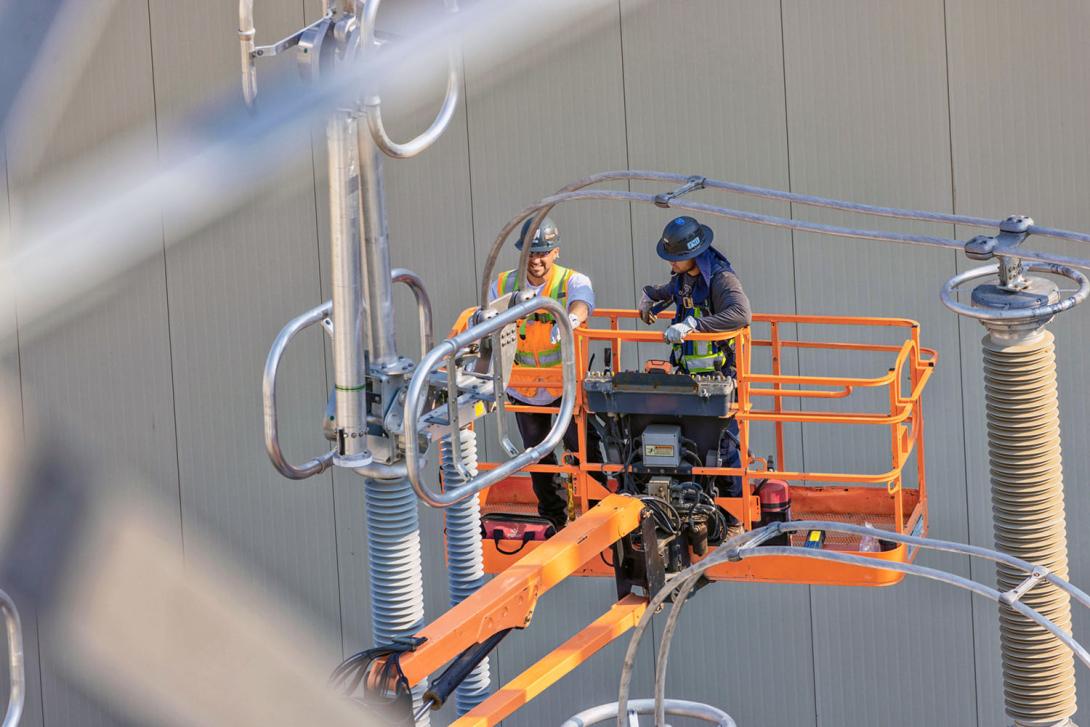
<box><xmin>4</xmin><ymin>1</ymin><xmax>1090</xmax><ymax>725</ymax></box>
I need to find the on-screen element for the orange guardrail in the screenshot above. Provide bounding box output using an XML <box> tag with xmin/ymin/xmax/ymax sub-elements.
<box><xmin>449</xmin><ymin>305</ymin><xmax>936</xmax><ymax>586</ymax></box>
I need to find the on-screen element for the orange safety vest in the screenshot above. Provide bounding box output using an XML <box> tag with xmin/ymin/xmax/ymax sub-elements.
<box><xmin>496</xmin><ymin>264</ymin><xmax>575</xmax><ymax>399</ymax></box>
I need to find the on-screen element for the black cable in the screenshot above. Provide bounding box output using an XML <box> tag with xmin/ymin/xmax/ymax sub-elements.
<box><xmin>671</xmin><ymin>481</ymin><xmax>728</xmax><ymax>543</ymax></box>
<box><xmin>623</xmin><ymin>419</ymin><xmax>637</xmax><ymax>493</ymax></box>
<box><xmin>598</xmin><ymin>416</ymin><xmax>626</xmax><ymax>485</ymax></box>
<box><xmin>346</xmin><ymin>659</ymin><xmax>371</xmax><ymax>697</ymax></box>
<box><xmin>587</xmin><ymin>413</ymin><xmax>613</xmax><ymax>464</ymax></box>
<box><xmin>425</xmin><ymin>630</ymin><xmax>511</xmax><ymax>711</ymax></box>
<box><xmin>676</xmin><ymin>438</ymin><xmax>711</xmax><ymax>490</ymax></box>
<box><xmin>710</xmin><ymin>506</ymin><xmax>728</xmax><ymax>541</ymax></box>
<box><xmin>331</xmin><ymin>652</ymin><xmax>368</xmax><ymax>683</ymax></box>
<box><xmin>330</xmin><ymin>639</ymin><xmax>421</xmax><ymax>722</ymax></box>
<box><xmin>620</xmin><ymin>432</ymin><xmax>641</xmax><ymax>495</ymax></box>
<box><xmin>680</xmin><ymin>449</ymin><xmax>703</xmax><ymax>467</ymax></box>
<box><xmin>673</xmin><ymin>482</ymin><xmax>705</xmax><ymax>539</ymax></box>
<box><xmin>623</xmin><ymin>449</ymin><xmax>636</xmax><ymax>494</ymax></box>
<box><xmin>641</xmin><ymin>499</ymin><xmax>673</xmax><ymax>532</ymax></box>
<box><xmin>680</xmin><ymin>436</ymin><xmax>701</xmax><ymax>455</ymax></box>
<box><xmin>639</xmin><ymin>495</ymin><xmax>681</xmax><ymax>534</ymax></box>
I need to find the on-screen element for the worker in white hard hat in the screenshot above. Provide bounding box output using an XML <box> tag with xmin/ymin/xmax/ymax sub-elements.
<box><xmin>489</xmin><ymin>216</ymin><xmax>604</xmax><ymax>532</ymax></box>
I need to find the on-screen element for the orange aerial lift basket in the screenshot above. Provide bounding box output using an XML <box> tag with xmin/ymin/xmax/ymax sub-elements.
<box><xmin>449</xmin><ymin>307</ymin><xmax>936</xmax><ymax>588</ymax></box>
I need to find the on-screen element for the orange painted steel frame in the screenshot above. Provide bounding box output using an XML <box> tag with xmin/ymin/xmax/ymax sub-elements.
<box><xmin>381</xmin><ymin>308</ymin><xmax>935</xmax><ymax>725</ymax></box>
<box><xmin>375</xmin><ymin>496</ymin><xmax>648</xmax><ymax>726</ymax></box>
<box><xmin>396</xmin><ymin>494</ymin><xmax>645</xmax><ymax>687</ymax></box>
<box><xmin>474</xmin><ymin>307</ymin><xmax>936</xmax><ymax>587</ymax></box>
<box><xmin>451</xmin><ymin>595</ymin><xmax>648</xmax><ymax>727</ymax></box>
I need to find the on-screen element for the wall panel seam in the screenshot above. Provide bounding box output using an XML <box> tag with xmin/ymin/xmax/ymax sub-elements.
<box><xmin>777</xmin><ymin>1</ymin><xmax>819</xmax><ymax>723</ymax></box>
<box><xmin>32</xmin><ymin>614</ymin><xmax>44</xmax><ymax>727</ymax></box>
<box><xmin>311</xmin><ymin>129</ymin><xmax>345</xmax><ymax>654</ymax></box>
<box><xmin>5</xmin><ymin>158</ymin><xmax>29</xmax><ymax>446</ymax></box>
<box><xmin>616</xmin><ymin>0</ymin><xmax>638</xmax><ymax>312</ymax></box>
<box><xmin>940</xmin><ymin>1</ymin><xmax>983</xmax><ymax>724</ymax></box>
<box><xmin>297</xmin><ymin>0</ymin><xmax>347</xmax><ymax>654</ymax></box>
<box><xmin>461</xmin><ymin>36</ymin><xmax>497</xmax><ymax>710</ymax></box>
<box><xmin>616</xmin><ymin>0</ymin><xmax>661</xmax><ymax>701</ymax></box>
<box><xmin>461</xmin><ymin>54</ymin><xmax>481</xmax><ymax>286</ymax></box>
<box><xmin>5</xmin><ymin>135</ymin><xmax>45</xmax><ymax>727</ymax></box>
<box><xmin>144</xmin><ymin>0</ymin><xmax>188</xmax><ymax>559</ymax></box>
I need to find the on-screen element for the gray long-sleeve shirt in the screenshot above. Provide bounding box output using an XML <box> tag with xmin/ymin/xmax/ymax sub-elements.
<box><xmin>643</xmin><ymin>270</ymin><xmax>752</xmax><ymax>332</ymax></box>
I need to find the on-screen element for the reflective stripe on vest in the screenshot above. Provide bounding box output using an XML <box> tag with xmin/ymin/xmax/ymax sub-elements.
<box><xmin>496</xmin><ymin>265</ymin><xmax>573</xmax><ymax>369</ymax></box>
<box><xmin>673</xmin><ymin>304</ymin><xmax>732</xmax><ymax>374</ymax></box>
<box><xmin>495</xmin><ymin>265</ymin><xmax>576</xmax><ymax>399</ymax></box>
<box><xmin>498</xmin><ymin>266</ymin><xmax>572</xmax><ymax>314</ymax></box>
<box><xmin>516</xmin><ymin>347</ymin><xmax>564</xmax><ymax>367</ymax></box>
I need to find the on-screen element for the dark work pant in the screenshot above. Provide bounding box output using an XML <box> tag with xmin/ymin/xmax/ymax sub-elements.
<box><xmin>719</xmin><ymin>418</ymin><xmax>742</xmax><ymax>525</ymax></box>
<box><xmin>676</xmin><ymin>358</ymin><xmax>741</xmax><ymax>523</ymax></box>
<box><xmin>684</xmin><ymin>414</ymin><xmax>745</xmax><ymax>529</ymax></box>
<box><xmin>514</xmin><ymin>398</ymin><xmax>604</xmax><ymax>530</ymax></box>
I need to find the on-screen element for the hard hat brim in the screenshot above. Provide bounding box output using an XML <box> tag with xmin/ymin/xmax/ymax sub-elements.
<box><xmin>656</xmin><ymin>224</ymin><xmax>714</xmax><ymax>261</ymax></box>
<box><xmin>515</xmin><ymin>237</ymin><xmax>561</xmax><ymax>252</ymax></box>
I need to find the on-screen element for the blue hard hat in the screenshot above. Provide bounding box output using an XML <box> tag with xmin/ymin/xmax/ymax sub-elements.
<box><xmin>516</xmin><ymin>216</ymin><xmax>561</xmax><ymax>252</ymax></box>
<box><xmin>656</xmin><ymin>216</ymin><xmax>713</xmax><ymax>261</ymax></box>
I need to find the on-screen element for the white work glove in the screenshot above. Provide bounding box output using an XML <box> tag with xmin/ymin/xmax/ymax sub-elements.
<box><xmin>664</xmin><ymin>316</ymin><xmax>698</xmax><ymax>344</ymax></box>
<box><xmin>550</xmin><ymin>313</ymin><xmax>582</xmax><ymax>345</ymax></box>
<box><xmin>637</xmin><ymin>291</ymin><xmax>657</xmax><ymax>325</ymax></box>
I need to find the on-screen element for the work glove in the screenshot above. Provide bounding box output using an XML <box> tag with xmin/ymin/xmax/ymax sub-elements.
<box><xmin>664</xmin><ymin>316</ymin><xmax>698</xmax><ymax>344</ymax></box>
<box><xmin>637</xmin><ymin>291</ymin><xmax>657</xmax><ymax>325</ymax></box>
<box><xmin>550</xmin><ymin>313</ymin><xmax>582</xmax><ymax>345</ymax></box>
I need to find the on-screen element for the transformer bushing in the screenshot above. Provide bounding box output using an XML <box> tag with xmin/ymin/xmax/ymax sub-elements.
<box><xmin>248</xmin><ymin>1</ymin><xmax>462</xmax><ymax>723</ymax></box>
<box><xmin>944</xmin><ymin>216</ymin><xmax>1090</xmax><ymax>727</ymax></box>
<box><xmin>440</xmin><ymin>428</ymin><xmax>491</xmax><ymax>714</ymax></box>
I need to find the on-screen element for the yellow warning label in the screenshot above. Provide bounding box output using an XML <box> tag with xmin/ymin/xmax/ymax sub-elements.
<box><xmin>644</xmin><ymin>444</ymin><xmax>675</xmax><ymax>458</ymax></box>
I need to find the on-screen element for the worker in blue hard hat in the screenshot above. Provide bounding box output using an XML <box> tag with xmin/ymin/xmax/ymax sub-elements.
<box><xmin>638</xmin><ymin>216</ymin><xmax>751</xmax><ymax>371</ymax></box>
<box><xmin>638</xmin><ymin>215</ymin><xmax>752</xmax><ymax>536</ymax></box>
<box><xmin>489</xmin><ymin>215</ymin><xmax>604</xmax><ymax>532</ymax></box>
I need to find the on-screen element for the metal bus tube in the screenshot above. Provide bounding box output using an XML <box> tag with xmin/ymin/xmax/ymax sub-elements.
<box><xmin>357</xmin><ymin>123</ymin><xmax>398</xmax><ymax>367</ymax></box>
<box><xmin>391</xmin><ymin>267</ymin><xmax>434</xmax><ymax>355</ymax></box>
<box><xmin>404</xmin><ymin>297</ymin><xmax>576</xmax><ymax>508</ymax></box>
<box><xmin>362</xmin><ymin>0</ymin><xmax>460</xmax><ymax>160</ymax></box>
<box><xmin>0</xmin><ymin>590</ymin><xmax>23</xmax><ymax>727</ymax></box>
<box><xmin>329</xmin><ymin>112</ymin><xmax>370</xmax><ymax>463</ymax></box>
<box><xmin>263</xmin><ymin>301</ymin><xmax>336</xmax><ymax>479</ymax></box>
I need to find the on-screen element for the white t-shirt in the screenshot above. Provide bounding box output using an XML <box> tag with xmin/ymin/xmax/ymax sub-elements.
<box><xmin>488</xmin><ymin>270</ymin><xmax>595</xmax><ymax>405</ymax></box>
